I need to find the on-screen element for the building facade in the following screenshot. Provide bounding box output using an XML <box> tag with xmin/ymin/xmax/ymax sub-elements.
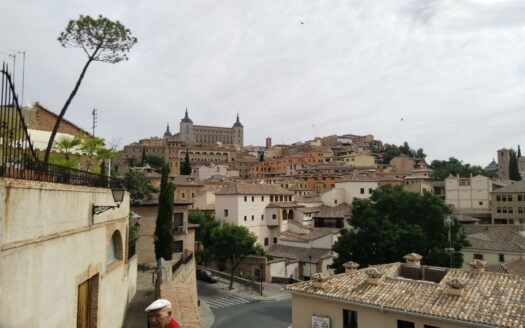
<box><xmin>179</xmin><ymin>109</ymin><xmax>244</xmax><ymax>147</ymax></box>
<box><xmin>490</xmin><ymin>180</ymin><xmax>525</xmax><ymax>224</ymax></box>
<box><xmin>445</xmin><ymin>175</ymin><xmax>492</xmax><ymax>213</ymax></box>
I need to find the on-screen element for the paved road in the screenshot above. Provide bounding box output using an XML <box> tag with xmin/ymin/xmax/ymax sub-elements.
<box><xmin>212</xmin><ymin>299</ymin><xmax>292</xmax><ymax>328</ymax></box>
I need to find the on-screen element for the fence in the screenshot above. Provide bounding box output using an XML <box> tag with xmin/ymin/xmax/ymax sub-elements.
<box><xmin>0</xmin><ymin>63</ymin><xmax>122</xmax><ymax>188</ymax></box>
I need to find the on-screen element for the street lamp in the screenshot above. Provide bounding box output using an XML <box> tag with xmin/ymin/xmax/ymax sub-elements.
<box><xmin>444</xmin><ymin>215</ymin><xmax>454</xmax><ymax>268</ymax></box>
<box><xmin>92</xmin><ymin>187</ymin><xmax>126</xmax><ymax>217</ymax></box>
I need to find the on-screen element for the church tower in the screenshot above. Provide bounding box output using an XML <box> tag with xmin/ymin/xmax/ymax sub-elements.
<box><xmin>179</xmin><ymin>108</ymin><xmax>194</xmax><ymax>143</ymax></box>
<box><xmin>232</xmin><ymin>114</ymin><xmax>244</xmax><ymax>147</ymax></box>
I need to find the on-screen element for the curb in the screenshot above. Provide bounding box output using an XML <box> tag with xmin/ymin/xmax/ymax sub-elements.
<box><xmin>198</xmin><ymin>299</ymin><xmax>215</xmax><ymax>328</ymax></box>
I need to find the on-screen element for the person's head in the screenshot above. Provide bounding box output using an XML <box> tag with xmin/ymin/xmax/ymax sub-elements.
<box><xmin>145</xmin><ymin>299</ymin><xmax>173</xmax><ymax>328</ymax></box>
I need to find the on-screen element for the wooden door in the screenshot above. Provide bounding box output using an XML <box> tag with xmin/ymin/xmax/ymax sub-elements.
<box><xmin>77</xmin><ymin>275</ymin><xmax>98</xmax><ymax>328</ymax></box>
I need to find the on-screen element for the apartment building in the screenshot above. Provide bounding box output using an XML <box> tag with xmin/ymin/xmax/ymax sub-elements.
<box><xmin>215</xmin><ymin>183</ymin><xmax>300</xmax><ymax>249</ymax></box>
<box><xmin>445</xmin><ymin>175</ymin><xmax>492</xmax><ymax>214</ymax></box>
<box><xmin>490</xmin><ymin>180</ymin><xmax>525</xmax><ymax>224</ymax></box>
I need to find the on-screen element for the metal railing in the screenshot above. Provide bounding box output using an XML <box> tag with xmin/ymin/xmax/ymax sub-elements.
<box><xmin>0</xmin><ymin>63</ymin><xmax>122</xmax><ymax>188</ymax></box>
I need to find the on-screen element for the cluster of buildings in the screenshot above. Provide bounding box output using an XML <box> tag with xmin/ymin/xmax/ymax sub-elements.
<box><xmin>6</xmin><ymin>98</ymin><xmax>525</xmax><ymax>327</ymax></box>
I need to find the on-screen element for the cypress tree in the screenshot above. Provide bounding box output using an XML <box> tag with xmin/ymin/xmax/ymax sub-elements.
<box><xmin>509</xmin><ymin>149</ymin><xmax>522</xmax><ymax>181</ymax></box>
<box><xmin>154</xmin><ymin>164</ymin><xmax>176</xmax><ymax>260</ymax></box>
<box><xmin>518</xmin><ymin>145</ymin><xmax>522</xmax><ymax>158</ymax></box>
<box><xmin>181</xmin><ymin>150</ymin><xmax>192</xmax><ymax>175</ymax></box>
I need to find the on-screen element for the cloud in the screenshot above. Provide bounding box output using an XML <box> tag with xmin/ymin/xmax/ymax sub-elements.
<box><xmin>0</xmin><ymin>0</ymin><xmax>523</xmax><ymax>166</ymax></box>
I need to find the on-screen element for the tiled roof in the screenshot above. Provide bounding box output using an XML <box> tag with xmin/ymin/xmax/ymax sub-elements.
<box><xmin>171</xmin><ymin>176</ymin><xmax>204</xmax><ymax>186</ymax></box>
<box><xmin>491</xmin><ymin>180</ymin><xmax>525</xmax><ymax>193</ymax></box>
<box><xmin>314</xmin><ymin>203</ymin><xmax>352</xmax><ymax>219</ymax></box>
<box><xmin>279</xmin><ymin>228</ymin><xmax>338</xmax><ymax>243</ymax></box>
<box><xmin>286</xmin><ymin>263</ymin><xmax>525</xmax><ymax>327</ymax></box>
<box><xmin>296</xmin><ymin>206</ymin><xmax>322</xmax><ymax>214</ymax></box>
<box><xmin>215</xmin><ymin>183</ymin><xmax>294</xmax><ymax>195</ymax></box>
<box><xmin>336</xmin><ymin>174</ymin><xmax>378</xmax><ymax>183</ymax></box>
<box><xmin>267</xmin><ymin>244</ymin><xmax>332</xmax><ymax>263</ymax></box>
<box><xmin>466</xmin><ymin>227</ymin><xmax>525</xmax><ymax>253</ymax></box>
<box><xmin>487</xmin><ymin>259</ymin><xmax>525</xmax><ymax>276</ymax></box>
<box><xmin>266</xmin><ymin>201</ymin><xmax>304</xmax><ymax>208</ymax></box>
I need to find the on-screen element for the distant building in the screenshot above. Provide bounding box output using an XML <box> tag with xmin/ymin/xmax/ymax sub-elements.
<box><xmin>178</xmin><ymin>109</ymin><xmax>244</xmax><ymax>147</ymax></box>
<box><xmin>198</xmin><ymin>163</ymin><xmax>239</xmax><ymax>180</ymax></box>
<box><xmin>286</xmin><ymin>254</ymin><xmax>525</xmax><ymax>328</ymax></box>
<box><xmin>498</xmin><ymin>148</ymin><xmax>510</xmax><ymax>181</ymax></box>
<box><xmin>445</xmin><ymin>175</ymin><xmax>492</xmax><ymax>215</ymax></box>
<box><xmin>214</xmin><ymin>183</ymin><xmax>301</xmax><ymax>250</ymax></box>
<box><xmin>490</xmin><ymin>180</ymin><xmax>525</xmax><ymax>224</ymax></box>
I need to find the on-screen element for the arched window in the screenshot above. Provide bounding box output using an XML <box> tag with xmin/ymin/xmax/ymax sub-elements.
<box><xmin>107</xmin><ymin>230</ymin><xmax>123</xmax><ymax>265</ymax></box>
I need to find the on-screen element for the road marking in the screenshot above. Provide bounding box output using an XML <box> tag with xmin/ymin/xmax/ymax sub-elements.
<box><xmin>207</xmin><ymin>295</ymin><xmax>255</xmax><ymax>309</ymax></box>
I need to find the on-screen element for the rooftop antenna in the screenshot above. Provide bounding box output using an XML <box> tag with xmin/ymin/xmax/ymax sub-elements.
<box><xmin>10</xmin><ymin>50</ymin><xmax>26</xmax><ymax>106</ymax></box>
<box><xmin>92</xmin><ymin>108</ymin><xmax>98</xmax><ymax>136</ymax></box>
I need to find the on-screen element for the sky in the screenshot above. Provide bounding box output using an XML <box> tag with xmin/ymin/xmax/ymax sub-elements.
<box><xmin>1</xmin><ymin>0</ymin><xmax>524</xmax><ymax>166</ymax></box>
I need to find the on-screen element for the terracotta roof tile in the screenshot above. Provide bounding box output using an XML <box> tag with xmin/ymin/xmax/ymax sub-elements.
<box><xmin>215</xmin><ymin>183</ymin><xmax>294</xmax><ymax>195</ymax></box>
<box><xmin>286</xmin><ymin>263</ymin><xmax>525</xmax><ymax>327</ymax></box>
<box><xmin>314</xmin><ymin>203</ymin><xmax>352</xmax><ymax>219</ymax></box>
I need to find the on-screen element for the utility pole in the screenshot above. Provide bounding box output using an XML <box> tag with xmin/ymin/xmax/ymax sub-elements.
<box><xmin>92</xmin><ymin>108</ymin><xmax>98</xmax><ymax>136</ymax></box>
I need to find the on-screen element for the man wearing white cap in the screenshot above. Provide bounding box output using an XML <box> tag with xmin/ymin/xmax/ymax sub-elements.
<box><xmin>145</xmin><ymin>299</ymin><xmax>181</xmax><ymax>328</ymax></box>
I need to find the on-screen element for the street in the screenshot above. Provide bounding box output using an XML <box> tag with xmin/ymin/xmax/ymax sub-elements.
<box><xmin>197</xmin><ymin>279</ymin><xmax>292</xmax><ymax>328</ymax></box>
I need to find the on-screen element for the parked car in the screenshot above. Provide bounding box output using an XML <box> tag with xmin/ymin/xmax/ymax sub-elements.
<box><xmin>196</xmin><ymin>268</ymin><xmax>219</xmax><ymax>283</ymax></box>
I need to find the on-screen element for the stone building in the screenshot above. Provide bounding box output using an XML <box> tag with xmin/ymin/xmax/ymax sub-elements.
<box><xmin>490</xmin><ymin>180</ymin><xmax>525</xmax><ymax>224</ymax></box>
<box><xmin>178</xmin><ymin>109</ymin><xmax>244</xmax><ymax>147</ymax></box>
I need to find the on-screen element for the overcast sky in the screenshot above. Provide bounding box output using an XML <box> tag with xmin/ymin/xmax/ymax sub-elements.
<box><xmin>1</xmin><ymin>0</ymin><xmax>524</xmax><ymax>166</ymax></box>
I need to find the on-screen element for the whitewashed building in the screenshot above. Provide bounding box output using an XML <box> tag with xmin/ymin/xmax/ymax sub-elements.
<box><xmin>214</xmin><ymin>183</ymin><xmax>301</xmax><ymax>250</ymax></box>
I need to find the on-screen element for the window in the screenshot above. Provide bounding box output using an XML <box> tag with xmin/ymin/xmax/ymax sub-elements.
<box><xmin>397</xmin><ymin>320</ymin><xmax>415</xmax><ymax>328</ymax></box>
<box><xmin>244</xmin><ymin>196</ymin><xmax>247</xmax><ymax>202</ymax></box>
<box><xmin>273</xmin><ymin>237</ymin><xmax>277</xmax><ymax>244</ymax></box>
<box><xmin>244</xmin><ymin>216</ymin><xmax>247</xmax><ymax>221</ymax></box>
<box><xmin>499</xmin><ymin>254</ymin><xmax>505</xmax><ymax>262</ymax></box>
<box><xmin>474</xmin><ymin>253</ymin><xmax>484</xmax><ymax>260</ymax></box>
<box><xmin>479</xmin><ymin>201</ymin><xmax>483</xmax><ymax>206</ymax></box>
<box><xmin>182</xmin><ymin>192</ymin><xmax>185</xmax><ymax>198</ymax></box>
<box><xmin>173</xmin><ymin>213</ymin><xmax>184</xmax><ymax>227</ymax></box>
<box><xmin>252</xmin><ymin>196</ymin><xmax>255</xmax><ymax>202</ymax></box>
<box><xmin>360</xmin><ymin>188</ymin><xmax>364</xmax><ymax>194</ymax></box>
<box><xmin>519</xmin><ymin>195</ymin><xmax>523</xmax><ymax>202</ymax></box>
<box><xmin>261</xmin><ymin>214</ymin><xmax>264</xmax><ymax>221</ymax></box>
<box><xmin>191</xmin><ymin>193</ymin><xmax>195</xmax><ymax>198</ymax></box>
<box><xmin>497</xmin><ymin>207</ymin><xmax>502</xmax><ymax>213</ymax></box>
<box><xmin>343</xmin><ymin>309</ymin><xmax>358</xmax><ymax>328</ymax></box>
<box><xmin>173</xmin><ymin>240</ymin><xmax>183</xmax><ymax>253</ymax></box>
<box><xmin>272</xmin><ymin>214</ymin><xmax>277</xmax><ymax>220</ymax></box>
<box><xmin>369</xmin><ymin>188</ymin><xmax>373</xmax><ymax>194</ymax></box>
<box><xmin>502</xmin><ymin>195</ymin><xmax>507</xmax><ymax>202</ymax></box>
<box><xmin>509</xmin><ymin>207</ymin><xmax>514</xmax><ymax>214</ymax></box>
<box><xmin>251</xmin><ymin>215</ymin><xmax>254</xmax><ymax>221</ymax></box>
<box><xmin>262</xmin><ymin>196</ymin><xmax>264</xmax><ymax>201</ymax></box>
<box><xmin>224</xmin><ymin>209</ymin><xmax>229</xmax><ymax>217</ymax></box>
<box><xmin>270</xmin><ymin>195</ymin><xmax>274</xmax><ymax>202</ymax></box>
<box><xmin>335</xmin><ymin>199</ymin><xmax>338</xmax><ymax>205</ymax></box>
<box><xmin>107</xmin><ymin>231</ymin><xmax>123</xmax><ymax>265</ymax></box>
<box><xmin>503</xmin><ymin>207</ymin><xmax>508</xmax><ymax>213</ymax></box>
<box><xmin>264</xmin><ymin>238</ymin><xmax>269</xmax><ymax>246</ymax></box>
<box><xmin>497</xmin><ymin>195</ymin><xmax>501</xmax><ymax>201</ymax></box>
<box><xmin>424</xmin><ymin>325</ymin><xmax>440</xmax><ymax>328</ymax></box>
<box><xmin>519</xmin><ymin>207</ymin><xmax>524</xmax><ymax>214</ymax></box>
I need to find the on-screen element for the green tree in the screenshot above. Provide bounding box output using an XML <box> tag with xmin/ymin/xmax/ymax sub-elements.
<box><xmin>210</xmin><ymin>222</ymin><xmax>262</xmax><ymax>290</ymax></box>
<box><xmin>181</xmin><ymin>151</ymin><xmax>192</xmax><ymax>175</ymax></box>
<box><xmin>44</xmin><ymin>15</ymin><xmax>137</xmax><ymax>163</ymax></box>
<box><xmin>259</xmin><ymin>152</ymin><xmax>265</xmax><ymax>162</ymax></box>
<box><xmin>430</xmin><ymin>157</ymin><xmax>497</xmax><ymax>180</ymax></box>
<box><xmin>124</xmin><ymin>171</ymin><xmax>157</xmax><ymax>206</ymax></box>
<box><xmin>154</xmin><ymin>165</ymin><xmax>176</xmax><ymax>260</ymax></box>
<box><xmin>509</xmin><ymin>148</ymin><xmax>522</xmax><ymax>181</ymax></box>
<box><xmin>141</xmin><ymin>148</ymin><xmax>147</xmax><ymax>165</ymax></box>
<box><xmin>145</xmin><ymin>155</ymin><xmax>165</xmax><ymax>170</ymax></box>
<box><xmin>332</xmin><ymin>185</ymin><xmax>469</xmax><ymax>272</ymax></box>
<box><xmin>80</xmin><ymin>136</ymin><xmax>105</xmax><ymax>171</ymax></box>
<box><xmin>189</xmin><ymin>211</ymin><xmax>220</xmax><ymax>266</ymax></box>
<box><xmin>53</xmin><ymin>136</ymin><xmax>82</xmax><ymax>160</ymax></box>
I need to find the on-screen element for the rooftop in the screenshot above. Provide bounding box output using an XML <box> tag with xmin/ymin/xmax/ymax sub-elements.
<box><xmin>314</xmin><ymin>203</ymin><xmax>352</xmax><ymax>219</ymax></box>
<box><xmin>267</xmin><ymin>244</ymin><xmax>332</xmax><ymax>263</ymax></box>
<box><xmin>466</xmin><ymin>227</ymin><xmax>525</xmax><ymax>253</ymax></box>
<box><xmin>215</xmin><ymin>183</ymin><xmax>294</xmax><ymax>195</ymax></box>
<box><xmin>491</xmin><ymin>180</ymin><xmax>525</xmax><ymax>193</ymax></box>
<box><xmin>286</xmin><ymin>262</ymin><xmax>525</xmax><ymax>327</ymax></box>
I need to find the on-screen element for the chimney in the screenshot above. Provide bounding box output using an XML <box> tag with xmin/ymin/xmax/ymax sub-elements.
<box><xmin>344</xmin><ymin>261</ymin><xmax>360</xmax><ymax>273</ymax></box>
<box><xmin>445</xmin><ymin>278</ymin><xmax>466</xmax><ymax>297</ymax></box>
<box><xmin>467</xmin><ymin>259</ymin><xmax>486</xmax><ymax>273</ymax></box>
<box><xmin>311</xmin><ymin>273</ymin><xmax>330</xmax><ymax>289</ymax></box>
<box><xmin>403</xmin><ymin>253</ymin><xmax>422</xmax><ymax>267</ymax></box>
<box><xmin>365</xmin><ymin>268</ymin><xmax>384</xmax><ymax>286</ymax></box>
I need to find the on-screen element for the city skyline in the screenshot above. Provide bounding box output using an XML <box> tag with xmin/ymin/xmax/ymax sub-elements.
<box><xmin>1</xmin><ymin>0</ymin><xmax>523</xmax><ymax>166</ymax></box>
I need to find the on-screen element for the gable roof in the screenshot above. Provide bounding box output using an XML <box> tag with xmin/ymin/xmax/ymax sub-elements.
<box><xmin>314</xmin><ymin>203</ymin><xmax>352</xmax><ymax>219</ymax></box>
<box><xmin>215</xmin><ymin>183</ymin><xmax>294</xmax><ymax>195</ymax></box>
<box><xmin>491</xmin><ymin>180</ymin><xmax>525</xmax><ymax>193</ymax></box>
<box><xmin>465</xmin><ymin>227</ymin><xmax>525</xmax><ymax>253</ymax></box>
<box><xmin>267</xmin><ymin>244</ymin><xmax>332</xmax><ymax>263</ymax></box>
<box><xmin>286</xmin><ymin>263</ymin><xmax>525</xmax><ymax>327</ymax></box>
